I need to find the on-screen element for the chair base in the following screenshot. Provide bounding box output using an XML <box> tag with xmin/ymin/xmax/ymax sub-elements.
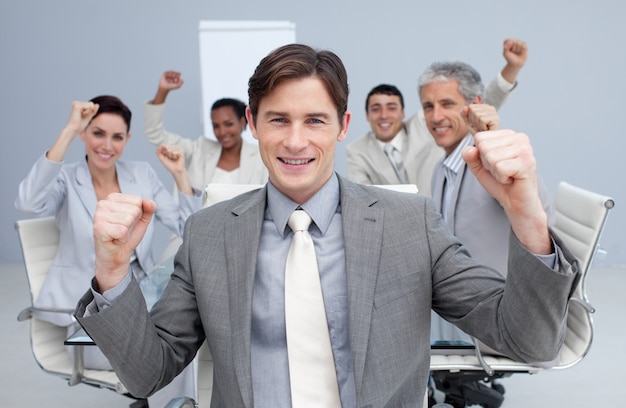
<box><xmin>432</xmin><ymin>371</ymin><xmax>509</xmax><ymax>408</ymax></box>
<box><xmin>129</xmin><ymin>399</ymin><xmax>149</xmax><ymax>408</ymax></box>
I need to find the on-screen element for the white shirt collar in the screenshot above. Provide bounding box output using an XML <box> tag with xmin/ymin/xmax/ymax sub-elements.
<box><xmin>375</xmin><ymin>127</ymin><xmax>406</xmax><ymax>153</ymax></box>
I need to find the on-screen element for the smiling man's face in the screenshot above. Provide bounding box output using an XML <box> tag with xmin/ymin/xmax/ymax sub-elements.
<box><xmin>248</xmin><ymin>76</ymin><xmax>351</xmax><ymax>204</ymax></box>
<box><xmin>421</xmin><ymin>80</ymin><xmax>476</xmax><ymax>155</ymax></box>
<box><xmin>366</xmin><ymin>93</ymin><xmax>405</xmax><ymax>143</ymax></box>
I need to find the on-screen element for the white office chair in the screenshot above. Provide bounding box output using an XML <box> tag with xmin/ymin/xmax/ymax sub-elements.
<box><xmin>15</xmin><ymin>217</ymin><xmax>133</xmax><ymax>399</ymax></box>
<box><xmin>429</xmin><ymin>181</ymin><xmax>615</xmax><ymax>407</ymax></box>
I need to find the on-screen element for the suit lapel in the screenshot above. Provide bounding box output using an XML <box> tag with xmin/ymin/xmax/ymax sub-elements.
<box><xmin>116</xmin><ymin>161</ymin><xmax>143</xmax><ymax>197</ymax></box>
<box><xmin>224</xmin><ymin>188</ymin><xmax>266</xmax><ymax>406</ymax></box>
<box><xmin>431</xmin><ymin>163</ymin><xmax>445</xmax><ymax>213</ymax></box>
<box><xmin>367</xmin><ymin>133</ymin><xmax>400</xmax><ymax>184</ymax></box>
<box><xmin>202</xmin><ymin>142</ymin><xmax>221</xmax><ymax>184</ymax></box>
<box><xmin>238</xmin><ymin>143</ymin><xmax>255</xmax><ymax>183</ymax></box>
<box><xmin>339</xmin><ymin>179</ymin><xmax>385</xmax><ymax>397</ymax></box>
<box><xmin>74</xmin><ymin>158</ymin><xmax>98</xmax><ymax>220</ymax></box>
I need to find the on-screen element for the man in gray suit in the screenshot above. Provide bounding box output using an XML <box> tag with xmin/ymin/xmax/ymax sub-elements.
<box><xmin>76</xmin><ymin>43</ymin><xmax>578</xmax><ymax>408</ymax></box>
<box><xmin>346</xmin><ymin>38</ymin><xmax>528</xmax><ymax>197</ymax></box>
<box><xmin>421</xmin><ymin>63</ymin><xmax>556</xmax><ymax>404</ymax></box>
<box><xmin>423</xmin><ymin>65</ymin><xmax>554</xmax><ymax>281</ymax></box>
<box><xmin>422</xmin><ymin>62</ymin><xmax>555</xmax><ymax>342</ymax></box>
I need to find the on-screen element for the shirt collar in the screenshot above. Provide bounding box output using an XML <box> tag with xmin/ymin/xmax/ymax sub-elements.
<box><xmin>443</xmin><ymin>134</ymin><xmax>474</xmax><ymax>175</ymax></box>
<box><xmin>375</xmin><ymin>127</ymin><xmax>407</xmax><ymax>153</ymax></box>
<box><xmin>267</xmin><ymin>173</ymin><xmax>341</xmax><ymax>237</ymax></box>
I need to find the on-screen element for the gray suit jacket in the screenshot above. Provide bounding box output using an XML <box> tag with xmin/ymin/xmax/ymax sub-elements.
<box><xmin>76</xmin><ymin>176</ymin><xmax>579</xmax><ymax>408</ymax></box>
<box><xmin>431</xmin><ymin>154</ymin><xmax>555</xmax><ymax>274</ymax></box>
<box><xmin>429</xmin><ymin>149</ymin><xmax>556</xmax><ymax>345</ymax></box>
<box><xmin>346</xmin><ymin>76</ymin><xmax>512</xmax><ymax>197</ymax></box>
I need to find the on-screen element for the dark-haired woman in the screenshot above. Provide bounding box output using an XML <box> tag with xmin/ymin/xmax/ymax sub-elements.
<box><xmin>15</xmin><ymin>95</ymin><xmax>200</xmax><ymax>406</ymax></box>
<box><xmin>145</xmin><ymin>70</ymin><xmax>268</xmax><ymax>188</ymax></box>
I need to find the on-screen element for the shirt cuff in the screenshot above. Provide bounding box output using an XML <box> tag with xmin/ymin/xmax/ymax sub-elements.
<box><xmin>497</xmin><ymin>72</ymin><xmax>517</xmax><ymax>92</ymax></box>
<box><xmin>533</xmin><ymin>237</ymin><xmax>559</xmax><ymax>270</ymax></box>
<box><xmin>90</xmin><ymin>270</ymin><xmax>133</xmax><ymax>311</ymax></box>
<box><xmin>535</xmin><ymin>252</ymin><xmax>557</xmax><ymax>269</ymax></box>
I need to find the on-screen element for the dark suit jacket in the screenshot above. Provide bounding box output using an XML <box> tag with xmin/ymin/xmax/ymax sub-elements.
<box><xmin>76</xmin><ymin>176</ymin><xmax>579</xmax><ymax>408</ymax></box>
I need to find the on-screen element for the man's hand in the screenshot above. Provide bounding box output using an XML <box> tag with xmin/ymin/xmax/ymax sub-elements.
<box><xmin>93</xmin><ymin>193</ymin><xmax>156</xmax><ymax>292</ymax></box>
<box><xmin>503</xmin><ymin>39</ymin><xmax>528</xmax><ymax>69</ymax></box>
<box><xmin>462</xmin><ymin>130</ymin><xmax>551</xmax><ymax>254</ymax></box>
<box><xmin>462</xmin><ymin>104</ymin><xmax>500</xmax><ymax>135</ymax></box>
<box><xmin>501</xmin><ymin>38</ymin><xmax>528</xmax><ymax>84</ymax></box>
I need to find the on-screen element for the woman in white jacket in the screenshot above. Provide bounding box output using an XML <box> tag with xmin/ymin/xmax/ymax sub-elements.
<box><xmin>144</xmin><ymin>70</ymin><xmax>268</xmax><ymax>190</ymax></box>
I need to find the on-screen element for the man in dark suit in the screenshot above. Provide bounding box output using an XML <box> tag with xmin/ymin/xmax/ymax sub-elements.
<box><xmin>76</xmin><ymin>43</ymin><xmax>578</xmax><ymax>408</ymax></box>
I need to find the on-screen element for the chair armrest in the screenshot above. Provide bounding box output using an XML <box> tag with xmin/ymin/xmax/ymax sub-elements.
<box><xmin>570</xmin><ymin>296</ymin><xmax>595</xmax><ymax>313</ymax></box>
<box><xmin>17</xmin><ymin>307</ymin><xmax>34</xmax><ymax>321</ymax></box>
<box><xmin>471</xmin><ymin>336</ymin><xmax>494</xmax><ymax>376</ymax></box>
<box><xmin>164</xmin><ymin>396</ymin><xmax>197</xmax><ymax>408</ymax></box>
<box><xmin>17</xmin><ymin>306</ymin><xmax>75</xmax><ymax>321</ymax></box>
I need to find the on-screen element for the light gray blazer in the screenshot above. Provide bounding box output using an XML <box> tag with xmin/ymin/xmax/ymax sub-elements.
<box><xmin>346</xmin><ymin>76</ymin><xmax>512</xmax><ymax>197</ymax></box>
<box><xmin>76</xmin><ymin>176</ymin><xmax>579</xmax><ymax>408</ymax></box>
<box><xmin>431</xmin><ymin>155</ymin><xmax>555</xmax><ymax>274</ymax></box>
<box><xmin>15</xmin><ymin>154</ymin><xmax>201</xmax><ymax>326</ymax></box>
<box><xmin>144</xmin><ymin>102</ymin><xmax>268</xmax><ymax>191</ymax></box>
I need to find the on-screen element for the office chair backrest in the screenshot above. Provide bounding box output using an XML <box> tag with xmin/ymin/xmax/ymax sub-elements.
<box><xmin>553</xmin><ymin>181</ymin><xmax>614</xmax><ymax>280</ymax></box>
<box><xmin>203</xmin><ymin>183</ymin><xmax>264</xmax><ymax>208</ymax></box>
<box><xmin>551</xmin><ymin>181</ymin><xmax>614</xmax><ymax>368</ymax></box>
<box><xmin>16</xmin><ymin>217</ymin><xmax>59</xmax><ymax>303</ymax></box>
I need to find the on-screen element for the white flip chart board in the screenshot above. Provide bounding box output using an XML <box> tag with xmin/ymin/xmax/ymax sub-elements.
<box><xmin>198</xmin><ymin>20</ymin><xmax>296</xmax><ymax>143</ymax></box>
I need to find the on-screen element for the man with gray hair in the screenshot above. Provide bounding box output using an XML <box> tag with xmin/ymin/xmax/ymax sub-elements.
<box><xmin>420</xmin><ymin>59</ymin><xmax>553</xmax><ymax>296</ymax></box>
<box><xmin>420</xmin><ymin>60</ymin><xmax>554</xmax><ymax>406</ymax></box>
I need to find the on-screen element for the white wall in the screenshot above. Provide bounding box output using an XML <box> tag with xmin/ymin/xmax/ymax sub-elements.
<box><xmin>1</xmin><ymin>0</ymin><xmax>623</xmax><ymax>265</ymax></box>
<box><xmin>198</xmin><ymin>20</ymin><xmax>296</xmax><ymax>143</ymax></box>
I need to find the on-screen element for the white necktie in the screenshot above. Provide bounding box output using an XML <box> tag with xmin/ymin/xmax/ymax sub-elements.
<box><xmin>384</xmin><ymin>144</ymin><xmax>409</xmax><ymax>184</ymax></box>
<box><xmin>284</xmin><ymin>210</ymin><xmax>341</xmax><ymax>407</ymax></box>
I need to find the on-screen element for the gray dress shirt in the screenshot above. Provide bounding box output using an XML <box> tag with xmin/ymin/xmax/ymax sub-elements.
<box><xmin>251</xmin><ymin>174</ymin><xmax>356</xmax><ymax>407</ymax></box>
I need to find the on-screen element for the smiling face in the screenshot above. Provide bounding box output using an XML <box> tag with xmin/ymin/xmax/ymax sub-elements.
<box><xmin>248</xmin><ymin>76</ymin><xmax>351</xmax><ymax>204</ymax></box>
<box><xmin>211</xmin><ymin>105</ymin><xmax>245</xmax><ymax>150</ymax></box>
<box><xmin>420</xmin><ymin>80</ymin><xmax>480</xmax><ymax>155</ymax></box>
<box><xmin>366</xmin><ymin>93</ymin><xmax>405</xmax><ymax>142</ymax></box>
<box><xmin>80</xmin><ymin>112</ymin><xmax>130</xmax><ymax>172</ymax></box>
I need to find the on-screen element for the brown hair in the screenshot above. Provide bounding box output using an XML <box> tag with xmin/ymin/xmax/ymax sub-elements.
<box><xmin>89</xmin><ymin>95</ymin><xmax>132</xmax><ymax>131</ymax></box>
<box><xmin>247</xmin><ymin>44</ymin><xmax>349</xmax><ymax>123</ymax></box>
